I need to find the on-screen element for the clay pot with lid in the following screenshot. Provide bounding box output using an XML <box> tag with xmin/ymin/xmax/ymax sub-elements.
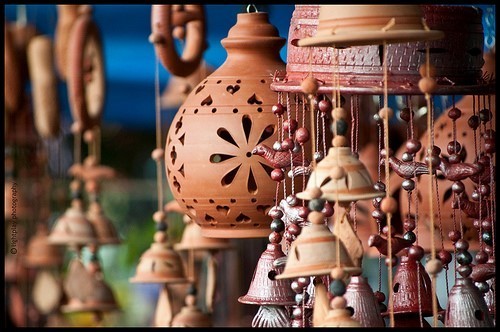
<box><xmin>165</xmin><ymin>11</ymin><xmax>289</xmax><ymax>239</ymax></box>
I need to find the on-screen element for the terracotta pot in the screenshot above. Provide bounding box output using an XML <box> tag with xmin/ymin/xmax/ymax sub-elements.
<box><xmin>165</xmin><ymin>12</ymin><xmax>287</xmax><ymax>238</ymax></box>
<box><xmin>271</xmin><ymin>5</ymin><xmax>491</xmax><ymax>96</ymax></box>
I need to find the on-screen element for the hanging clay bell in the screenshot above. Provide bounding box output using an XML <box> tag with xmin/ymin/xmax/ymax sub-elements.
<box><xmin>130</xmin><ymin>242</ymin><xmax>187</xmax><ymax>284</ymax></box>
<box><xmin>48</xmin><ymin>199</ymin><xmax>98</xmax><ymax>246</ymax></box>
<box><xmin>171</xmin><ymin>294</ymin><xmax>212</xmax><ymax>327</ymax></box>
<box><xmin>164</xmin><ymin>11</ymin><xmax>287</xmax><ymax>239</ymax></box>
<box><xmin>62</xmin><ymin>277</ymin><xmax>119</xmax><ymax>313</ymax></box>
<box><xmin>275</xmin><ymin>218</ymin><xmax>361</xmax><ymax>280</ymax></box>
<box><xmin>24</xmin><ymin>224</ymin><xmax>64</xmax><ymax>268</ymax></box>
<box><xmin>297</xmin><ymin>147</ymin><xmax>384</xmax><ymax>202</ymax></box>
<box><xmin>174</xmin><ymin>217</ymin><xmax>233</xmax><ymax>252</ymax></box>
<box><xmin>239</xmin><ymin>243</ymin><xmax>295</xmax><ymax>306</ymax></box>
<box><xmin>389</xmin><ymin>254</ymin><xmax>441</xmax><ymax>316</ymax></box>
<box><xmin>344</xmin><ymin>275</ymin><xmax>385</xmax><ymax>327</ymax></box>
<box><xmin>86</xmin><ymin>201</ymin><xmax>121</xmax><ymax>245</ymax></box>
<box><xmin>445</xmin><ymin>277</ymin><xmax>494</xmax><ymax>327</ymax></box>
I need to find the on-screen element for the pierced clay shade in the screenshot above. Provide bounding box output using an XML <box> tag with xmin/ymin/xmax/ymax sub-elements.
<box><xmin>24</xmin><ymin>225</ymin><xmax>64</xmax><ymax>268</ymax></box>
<box><xmin>86</xmin><ymin>201</ymin><xmax>121</xmax><ymax>245</ymax></box>
<box><xmin>344</xmin><ymin>275</ymin><xmax>385</xmax><ymax>327</ymax></box>
<box><xmin>297</xmin><ymin>147</ymin><xmax>384</xmax><ymax>202</ymax></box>
<box><xmin>130</xmin><ymin>242</ymin><xmax>187</xmax><ymax>284</ymax></box>
<box><xmin>48</xmin><ymin>201</ymin><xmax>98</xmax><ymax>246</ymax></box>
<box><xmin>275</xmin><ymin>223</ymin><xmax>361</xmax><ymax>280</ymax></box>
<box><xmin>238</xmin><ymin>243</ymin><xmax>295</xmax><ymax>306</ymax></box>
<box><xmin>445</xmin><ymin>277</ymin><xmax>494</xmax><ymax>327</ymax></box>
<box><xmin>165</xmin><ymin>12</ymin><xmax>286</xmax><ymax>238</ymax></box>
<box><xmin>271</xmin><ymin>5</ymin><xmax>490</xmax><ymax>95</ymax></box>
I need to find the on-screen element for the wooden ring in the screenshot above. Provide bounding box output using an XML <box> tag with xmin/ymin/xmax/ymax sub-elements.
<box><xmin>54</xmin><ymin>5</ymin><xmax>83</xmax><ymax>81</ymax></box>
<box><xmin>66</xmin><ymin>13</ymin><xmax>105</xmax><ymax>131</ymax></box>
<box><xmin>27</xmin><ymin>35</ymin><xmax>60</xmax><ymax>139</ymax></box>
<box><xmin>151</xmin><ymin>4</ymin><xmax>206</xmax><ymax>77</ymax></box>
<box><xmin>4</xmin><ymin>23</ymin><xmax>23</xmax><ymax>114</ymax></box>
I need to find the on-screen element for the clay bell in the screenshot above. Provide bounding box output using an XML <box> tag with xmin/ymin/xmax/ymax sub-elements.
<box><xmin>86</xmin><ymin>201</ymin><xmax>121</xmax><ymax>245</ymax></box>
<box><xmin>48</xmin><ymin>200</ymin><xmax>98</xmax><ymax>246</ymax></box>
<box><xmin>297</xmin><ymin>147</ymin><xmax>384</xmax><ymax>202</ymax></box>
<box><xmin>344</xmin><ymin>275</ymin><xmax>385</xmax><ymax>327</ymax></box>
<box><xmin>275</xmin><ymin>222</ymin><xmax>361</xmax><ymax>280</ymax></box>
<box><xmin>445</xmin><ymin>277</ymin><xmax>494</xmax><ymax>327</ymax></box>
<box><xmin>171</xmin><ymin>294</ymin><xmax>212</xmax><ymax>327</ymax></box>
<box><xmin>174</xmin><ymin>218</ymin><xmax>233</xmax><ymax>252</ymax></box>
<box><xmin>164</xmin><ymin>11</ymin><xmax>287</xmax><ymax>239</ymax></box>
<box><xmin>390</xmin><ymin>254</ymin><xmax>441</xmax><ymax>316</ymax></box>
<box><xmin>239</xmin><ymin>243</ymin><xmax>295</xmax><ymax>306</ymax></box>
<box><xmin>129</xmin><ymin>242</ymin><xmax>187</xmax><ymax>284</ymax></box>
<box><xmin>62</xmin><ymin>277</ymin><xmax>119</xmax><ymax>314</ymax></box>
<box><xmin>24</xmin><ymin>224</ymin><xmax>64</xmax><ymax>268</ymax></box>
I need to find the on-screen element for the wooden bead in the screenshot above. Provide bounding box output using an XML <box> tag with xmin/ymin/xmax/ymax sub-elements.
<box><xmin>380</xmin><ymin>197</ymin><xmax>398</xmax><ymax>214</ymax></box>
<box><xmin>172</xmin><ymin>26</ymin><xmax>186</xmax><ymax>40</ymax></box>
<box><xmin>332</xmin><ymin>135</ymin><xmax>348</xmax><ymax>147</ymax></box>
<box><xmin>332</xmin><ymin>107</ymin><xmax>347</xmax><ymax>120</ymax></box>
<box><xmin>151</xmin><ymin>148</ymin><xmax>165</xmax><ymax>161</ymax></box>
<box><xmin>70</xmin><ymin>179</ymin><xmax>82</xmax><ymax>192</ymax></box>
<box><xmin>85</xmin><ymin>180</ymin><xmax>99</xmax><ymax>194</ymax></box>
<box><xmin>378</xmin><ymin>107</ymin><xmax>394</xmax><ymax>120</ymax></box>
<box><xmin>87</xmin><ymin>262</ymin><xmax>101</xmax><ymax>274</ymax></box>
<box><xmin>71</xmin><ymin>121</ymin><xmax>83</xmax><ymax>134</ymax></box>
<box><xmin>148</xmin><ymin>33</ymin><xmax>164</xmax><ymax>44</ymax></box>
<box><xmin>154</xmin><ymin>231</ymin><xmax>167</xmax><ymax>243</ymax></box>
<box><xmin>78</xmin><ymin>5</ymin><xmax>93</xmax><ymax>15</ymax></box>
<box><xmin>418</xmin><ymin>77</ymin><xmax>437</xmax><ymax>94</ymax></box>
<box><xmin>308</xmin><ymin>211</ymin><xmax>324</xmax><ymax>225</ymax></box>
<box><xmin>185</xmin><ymin>294</ymin><xmax>196</xmax><ymax>306</ymax></box>
<box><xmin>330</xmin><ymin>267</ymin><xmax>345</xmax><ymax>280</ymax></box>
<box><xmin>425</xmin><ymin>258</ymin><xmax>443</xmax><ymax>276</ymax></box>
<box><xmin>301</xmin><ymin>76</ymin><xmax>319</xmax><ymax>95</ymax></box>
<box><xmin>307</xmin><ymin>187</ymin><xmax>323</xmax><ymax>199</ymax></box>
<box><xmin>83</xmin><ymin>129</ymin><xmax>95</xmax><ymax>143</ymax></box>
<box><xmin>330</xmin><ymin>296</ymin><xmax>347</xmax><ymax>309</ymax></box>
<box><xmin>418</xmin><ymin>63</ymin><xmax>437</xmax><ymax>77</ymax></box>
<box><xmin>153</xmin><ymin>211</ymin><xmax>166</xmax><ymax>223</ymax></box>
<box><xmin>330</xmin><ymin>166</ymin><xmax>345</xmax><ymax>180</ymax></box>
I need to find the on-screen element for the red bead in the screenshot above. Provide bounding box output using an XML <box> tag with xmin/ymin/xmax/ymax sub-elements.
<box><xmin>287</xmin><ymin>223</ymin><xmax>301</xmax><ymax>236</ymax></box>
<box><xmin>447</xmin><ymin>141</ymin><xmax>461</xmax><ymax>155</ymax></box>
<box><xmin>373</xmin><ymin>291</ymin><xmax>386</xmax><ymax>303</ymax></box>
<box><xmin>272</xmin><ymin>103</ymin><xmax>285</xmax><ymax>116</ymax></box>
<box><xmin>484</xmin><ymin>138</ymin><xmax>495</xmax><ymax>154</ymax></box>
<box><xmin>406</xmin><ymin>139</ymin><xmax>422</xmax><ymax>154</ymax></box>
<box><xmin>321</xmin><ymin>201</ymin><xmax>334</xmax><ymax>217</ymax></box>
<box><xmin>281</xmin><ymin>137</ymin><xmax>294</xmax><ymax>151</ymax></box>
<box><xmin>408</xmin><ymin>245</ymin><xmax>425</xmax><ymax>260</ymax></box>
<box><xmin>297</xmin><ymin>206</ymin><xmax>310</xmax><ymax>219</ymax></box>
<box><xmin>284</xmin><ymin>231</ymin><xmax>295</xmax><ymax>242</ymax></box>
<box><xmin>283</xmin><ymin>119</ymin><xmax>298</xmax><ymax>134</ymax></box>
<box><xmin>268</xmin><ymin>231</ymin><xmax>282</xmax><ymax>244</ymax></box>
<box><xmin>437</xmin><ymin>249</ymin><xmax>452</xmax><ymax>265</ymax></box>
<box><xmin>318</xmin><ymin>99</ymin><xmax>333</xmax><ymax>113</ymax></box>
<box><xmin>295</xmin><ymin>127</ymin><xmax>310</xmax><ymax>144</ymax></box>
<box><xmin>468</xmin><ymin>115</ymin><xmax>480</xmax><ymax>129</ymax></box>
<box><xmin>399</xmin><ymin>107</ymin><xmax>412</xmax><ymax>122</ymax></box>
<box><xmin>475</xmin><ymin>250</ymin><xmax>488</xmax><ymax>264</ymax></box>
<box><xmin>385</xmin><ymin>256</ymin><xmax>398</xmax><ymax>266</ymax></box>
<box><xmin>403</xmin><ymin>217</ymin><xmax>416</xmax><ymax>232</ymax></box>
<box><xmin>271</xmin><ymin>168</ymin><xmax>285</xmax><ymax>182</ymax></box>
<box><xmin>447</xmin><ymin>107</ymin><xmax>462</xmax><ymax>120</ymax></box>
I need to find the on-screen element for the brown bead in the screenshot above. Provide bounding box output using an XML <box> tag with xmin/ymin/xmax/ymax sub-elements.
<box><xmin>418</xmin><ymin>77</ymin><xmax>437</xmax><ymax>94</ymax></box>
<box><xmin>153</xmin><ymin>211</ymin><xmax>166</xmax><ymax>223</ymax></box>
<box><xmin>281</xmin><ymin>137</ymin><xmax>294</xmax><ymax>151</ymax></box>
<box><xmin>154</xmin><ymin>231</ymin><xmax>167</xmax><ymax>243</ymax></box>
<box><xmin>399</xmin><ymin>107</ymin><xmax>413</xmax><ymax>122</ymax></box>
<box><xmin>307</xmin><ymin>186</ymin><xmax>323</xmax><ymax>199</ymax></box>
<box><xmin>332</xmin><ymin>107</ymin><xmax>347</xmax><ymax>120</ymax></box>
<box><xmin>447</xmin><ymin>107</ymin><xmax>462</xmax><ymax>120</ymax></box>
<box><xmin>268</xmin><ymin>231</ymin><xmax>282</xmax><ymax>244</ymax></box>
<box><xmin>484</xmin><ymin>138</ymin><xmax>495</xmax><ymax>154</ymax></box>
<box><xmin>84</xmin><ymin>155</ymin><xmax>98</xmax><ymax>167</ymax></box>
<box><xmin>330</xmin><ymin>267</ymin><xmax>345</xmax><ymax>280</ymax></box>
<box><xmin>437</xmin><ymin>249</ymin><xmax>452</xmax><ymax>265</ymax></box>
<box><xmin>71</xmin><ymin>121</ymin><xmax>83</xmax><ymax>134</ymax></box>
<box><xmin>408</xmin><ymin>245</ymin><xmax>424</xmax><ymax>261</ymax></box>
<box><xmin>403</xmin><ymin>217</ymin><xmax>416</xmax><ymax>231</ymax></box>
<box><xmin>287</xmin><ymin>223</ymin><xmax>301</xmax><ymax>236</ymax></box>
<box><xmin>83</xmin><ymin>129</ymin><xmax>96</xmax><ymax>143</ymax></box>
<box><xmin>283</xmin><ymin>119</ymin><xmax>298</xmax><ymax>134</ymax></box>
<box><xmin>70</xmin><ymin>179</ymin><xmax>82</xmax><ymax>192</ymax></box>
<box><xmin>332</xmin><ymin>135</ymin><xmax>348</xmax><ymax>147</ymax></box>
<box><xmin>85</xmin><ymin>180</ymin><xmax>99</xmax><ymax>194</ymax></box>
<box><xmin>425</xmin><ymin>258</ymin><xmax>443</xmax><ymax>276</ymax></box>
<box><xmin>308</xmin><ymin>211</ymin><xmax>324</xmax><ymax>224</ymax></box>
<box><xmin>378</xmin><ymin>107</ymin><xmax>394</xmax><ymax>120</ymax></box>
<box><xmin>185</xmin><ymin>294</ymin><xmax>196</xmax><ymax>306</ymax></box>
<box><xmin>448</xmin><ymin>230</ymin><xmax>461</xmax><ymax>242</ymax></box>
<box><xmin>330</xmin><ymin>296</ymin><xmax>347</xmax><ymax>309</ymax></box>
<box><xmin>271</xmin><ymin>168</ymin><xmax>285</xmax><ymax>182</ymax></box>
<box><xmin>330</xmin><ymin>166</ymin><xmax>345</xmax><ymax>180</ymax></box>
<box><xmin>380</xmin><ymin>197</ymin><xmax>398</xmax><ymax>214</ymax></box>
<box><xmin>295</xmin><ymin>127</ymin><xmax>310</xmax><ymax>144</ymax></box>
<box><xmin>172</xmin><ymin>26</ymin><xmax>186</xmax><ymax>41</ymax></box>
<box><xmin>418</xmin><ymin>63</ymin><xmax>437</xmax><ymax>77</ymax></box>
<box><xmin>301</xmin><ymin>76</ymin><xmax>319</xmax><ymax>95</ymax></box>
<box><xmin>318</xmin><ymin>99</ymin><xmax>333</xmax><ymax>113</ymax></box>
<box><xmin>151</xmin><ymin>148</ymin><xmax>165</xmax><ymax>161</ymax></box>
<box><xmin>297</xmin><ymin>206</ymin><xmax>310</xmax><ymax>219</ymax></box>
<box><xmin>148</xmin><ymin>32</ymin><xmax>164</xmax><ymax>44</ymax></box>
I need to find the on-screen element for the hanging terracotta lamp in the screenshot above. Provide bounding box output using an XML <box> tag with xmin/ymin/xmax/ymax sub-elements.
<box><xmin>344</xmin><ymin>275</ymin><xmax>385</xmax><ymax>327</ymax></box>
<box><xmin>164</xmin><ymin>8</ymin><xmax>287</xmax><ymax>239</ymax></box>
<box><xmin>171</xmin><ymin>285</ymin><xmax>212</xmax><ymax>328</ymax></box>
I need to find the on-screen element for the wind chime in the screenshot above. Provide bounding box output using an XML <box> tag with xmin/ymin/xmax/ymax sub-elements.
<box><xmin>48</xmin><ymin>5</ymin><xmax>120</xmax><ymax>326</ymax></box>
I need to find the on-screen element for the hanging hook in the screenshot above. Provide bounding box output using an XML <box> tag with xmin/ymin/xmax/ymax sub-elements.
<box><xmin>246</xmin><ymin>4</ymin><xmax>258</xmax><ymax>13</ymax></box>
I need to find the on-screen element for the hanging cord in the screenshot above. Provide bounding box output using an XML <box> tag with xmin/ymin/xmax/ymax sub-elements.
<box><xmin>154</xmin><ymin>52</ymin><xmax>164</xmax><ymax>214</ymax></box>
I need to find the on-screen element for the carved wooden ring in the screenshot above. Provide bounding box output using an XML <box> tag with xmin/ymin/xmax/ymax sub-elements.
<box><xmin>66</xmin><ymin>13</ymin><xmax>105</xmax><ymax>132</ymax></box>
<box><xmin>27</xmin><ymin>35</ymin><xmax>60</xmax><ymax>139</ymax></box>
<box><xmin>54</xmin><ymin>5</ymin><xmax>83</xmax><ymax>81</ymax></box>
<box><xmin>151</xmin><ymin>4</ymin><xmax>205</xmax><ymax>77</ymax></box>
<box><xmin>4</xmin><ymin>23</ymin><xmax>23</xmax><ymax>114</ymax></box>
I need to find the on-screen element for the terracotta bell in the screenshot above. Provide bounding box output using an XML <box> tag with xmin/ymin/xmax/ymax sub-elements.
<box><xmin>24</xmin><ymin>224</ymin><xmax>64</xmax><ymax>268</ymax></box>
<box><xmin>445</xmin><ymin>277</ymin><xmax>494</xmax><ymax>327</ymax></box>
<box><xmin>174</xmin><ymin>217</ymin><xmax>233</xmax><ymax>252</ymax></box>
<box><xmin>86</xmin><ymin>201</ymin><xmax>121</xmax><ymax>245</ymax></box>
<box><xmin>275</xmin><ymin>221</ymin><xmax>361</xmax><ymax>280</ymax></box>
<box><xmin>164</xmin><ymin>11</ymin><xmax>287</xmax><ymax>239</ymax></box>
<box><xmin>344</xmin><ymin>275</ymin><xmax>385</xmax><ymax>327</ymax></box>
<box><xmin>297</xmin><ymin>147</ymin><xmax>384</xmax><ymax>202</ymax></box>
<box><xmin>239</xmin><ymin>243</ymin><xmax>295</xmax><ymax>306</ymax></box>
<box><xmin>129</xmin><ymin>242</ymin><xmax>187</xmax><ymax>284</ymax></box>
<box><xmin>48</xmin><ymin>199</ymin><xmax>98</xmax><ymax>246</ymax></box>
<box><xmin>390</xmin><ymin>254</ymin><xmax>441</xmax><ymax>316</ymax></box>
<box><xmin>319</xmin><ymin>307</ymin><xmax>362</xmax><ymax>327</ymax></box>
<box><xmin>171</xmin><ymin>294</ymin><xmax>212</xmax><ymax>328</ymax></box>
<box><xmin>62</xmin><ymin>277</ymin><xmax>119</xmax><ymax>314</ymax></box>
